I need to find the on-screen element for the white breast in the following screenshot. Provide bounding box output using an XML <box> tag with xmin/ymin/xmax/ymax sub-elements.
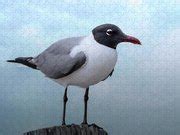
<box><xmin>55</xmin><ymin>34</ymin><xmax>118</xmax><ymax>88</ymax></box>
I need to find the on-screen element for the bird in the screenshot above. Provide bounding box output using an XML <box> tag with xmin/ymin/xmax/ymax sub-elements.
<box><xmin>7</xmin><ymin>24</ymin><xmax>141</xmax><ymax>125</ymax></box>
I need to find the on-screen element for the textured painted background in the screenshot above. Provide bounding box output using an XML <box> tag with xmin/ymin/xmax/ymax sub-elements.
<box><xmin>0</xmin><ymin>0</ymin><xmax>179</xmax><ymax>135</ymax></box>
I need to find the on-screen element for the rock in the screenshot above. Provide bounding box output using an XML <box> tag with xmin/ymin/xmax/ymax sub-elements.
<box><xmin>24</xmin><ymin>124</ymin><xmax>108</xmax><ymax>135</ymax></box>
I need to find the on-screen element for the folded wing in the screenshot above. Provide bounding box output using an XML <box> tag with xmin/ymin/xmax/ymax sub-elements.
<box><xmin>34</xmin><ymin>37</ymin><xmax>86</xmax><ymax>79</ymax></box>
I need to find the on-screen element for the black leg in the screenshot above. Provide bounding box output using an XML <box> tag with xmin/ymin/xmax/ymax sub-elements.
<box><xmin>62</xmin><ymin>87</ymin><xmax>68</xmax><ymax>125</ymax></box>
<box><xmin>82</xmin><ymin>87</ymin><xmax>89</xmax><ymax>124</ymax></box>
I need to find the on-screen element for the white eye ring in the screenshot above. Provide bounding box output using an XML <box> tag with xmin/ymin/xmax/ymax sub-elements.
<box><xmin>106</xmin><ymin>29</ymin><xmax>113</xmax><ymax>36</ymax></box>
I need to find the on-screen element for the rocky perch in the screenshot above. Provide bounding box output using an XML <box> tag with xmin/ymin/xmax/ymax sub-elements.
<box><xmin>23</xmin><ymin>124</ymin><xmax>108</xmax><ymax>135</ymax></box>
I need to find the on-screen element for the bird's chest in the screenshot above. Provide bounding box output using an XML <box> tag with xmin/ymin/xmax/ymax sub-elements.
<box><xmin>69</xmin><ymin>38</ymin><xmax>117</xmax><ymax>87</ymax></box>
<box><xmin>84</xmin><ymin>44</ymin><xmax>117</xmax><ymax>74</ymax></box>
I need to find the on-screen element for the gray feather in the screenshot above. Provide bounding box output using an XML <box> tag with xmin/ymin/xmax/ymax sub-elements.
<box><xmin>34</xmin><ymin>36</ymin><xmax>86</xmax><ymax>79</ymax></box>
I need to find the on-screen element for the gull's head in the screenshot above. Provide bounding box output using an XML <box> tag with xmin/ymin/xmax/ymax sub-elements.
<box><xmin>92</xmin><ymin>24</ymin><xmax>141</xmax><ymax>49</ymax></box>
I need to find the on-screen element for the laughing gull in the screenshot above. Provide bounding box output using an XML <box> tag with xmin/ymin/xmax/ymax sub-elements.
<box><xmin>7</xmin><ymin>24</ymin><xmax>141</xmax><ymax>125</ymax></box>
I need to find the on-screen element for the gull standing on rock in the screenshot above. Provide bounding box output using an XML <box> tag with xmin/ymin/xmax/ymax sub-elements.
<box><xmin>7</xmin><ymin>24</ymin><xmax>141</xmax><ymax>125</ymax></box>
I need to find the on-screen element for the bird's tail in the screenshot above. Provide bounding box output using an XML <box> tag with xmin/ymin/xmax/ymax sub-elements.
<box><xmin>7</xmin><ymin>57</ymin><xmax>38</xmax><ymax>69</ymax></box>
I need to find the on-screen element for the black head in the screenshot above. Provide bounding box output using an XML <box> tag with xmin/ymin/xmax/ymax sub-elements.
<box><xmin>92</xmin><ymin>24</ymin><xmax>141</xmax><ymax>49</ymax></box>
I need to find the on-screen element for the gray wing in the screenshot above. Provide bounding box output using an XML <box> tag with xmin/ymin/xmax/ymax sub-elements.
<box><xmin>34</xmin><ymin>36</ymin><xmax>86</xmax><ymax>79</ymax></box>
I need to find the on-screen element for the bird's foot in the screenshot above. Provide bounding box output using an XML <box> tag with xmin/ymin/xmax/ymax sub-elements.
<box><xmin>62</xmin><ymin>121</ymin><xmax>66</xmax><ymax>126</ymax></box>
<box><xmin>81</xmin><ymin>122</ymin><xmax>88</xmax><ymax>125</ymax></box>
<box><xmin>89</xmin><ymin>123</ymin><xmax>103</xmax><ymax>129</ymax></box>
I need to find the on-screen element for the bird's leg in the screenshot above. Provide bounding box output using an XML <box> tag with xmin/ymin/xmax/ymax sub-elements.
<box><xmin>82</xmin><ymin>87</ymin><xmax>89</xmax><ymax>125</ymax></box>
<box><xmin>62</xmin><ymin>87</ymin><xmax>68</xmax><ymax>125</ymax></box>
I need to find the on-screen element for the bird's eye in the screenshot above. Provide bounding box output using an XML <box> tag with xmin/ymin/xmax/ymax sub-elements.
<box><xmin>106</xmin><ymin>29</ymin><xmax>113</xmax><ymax>36</ymax></box>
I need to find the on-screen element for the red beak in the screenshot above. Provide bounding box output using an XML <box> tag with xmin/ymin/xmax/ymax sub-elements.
<box><xmin>123</xmin><ymin>35</ymin><xmax>141</xmax><ymax>45</ymax></box>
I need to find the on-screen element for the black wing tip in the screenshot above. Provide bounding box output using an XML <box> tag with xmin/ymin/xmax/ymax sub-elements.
<box><xmin>7</xmin><ymin>60</ymin><xmax>16</xmax><ymax>62</ymax></box>
<box><xmin>7</xmin><ymin>58</ymin><xmax>37</xmax><ymax>69</ymax></box>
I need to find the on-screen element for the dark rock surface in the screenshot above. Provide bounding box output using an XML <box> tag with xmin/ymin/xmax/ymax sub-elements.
<box><xmin>23</xmin><ymin>124</ymin><xmax>108</xmax><ymax>135</ymax></box>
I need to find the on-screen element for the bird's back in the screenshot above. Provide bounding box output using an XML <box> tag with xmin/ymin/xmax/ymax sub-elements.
<box><xmin>33</xmin><ymin>36</ymin><xmax>86</xmax><ymax>79</ymax></box>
